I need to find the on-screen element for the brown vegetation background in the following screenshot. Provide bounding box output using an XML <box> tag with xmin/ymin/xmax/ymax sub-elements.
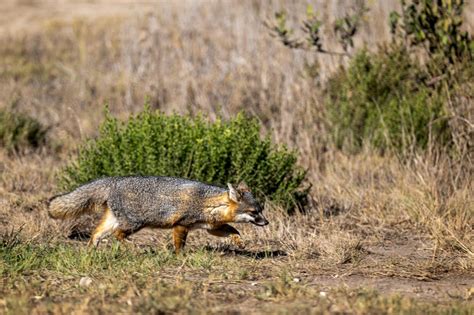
<box><xmin>0</xmin><ymin>1</ymin><xmax>473</xmax><ymax>313</ymax></box>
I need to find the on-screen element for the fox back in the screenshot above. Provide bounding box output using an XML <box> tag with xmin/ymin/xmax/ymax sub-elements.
<box><xmin>108</xmin><ymin>176</ymin><xmax>229</xmax><ymax>228</ymax></box>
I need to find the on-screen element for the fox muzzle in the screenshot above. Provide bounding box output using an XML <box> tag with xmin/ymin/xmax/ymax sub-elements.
<box><xmin>252</xmin><ymin>213</ymin><xmax>269</xmax><ymax>226</ymax></box>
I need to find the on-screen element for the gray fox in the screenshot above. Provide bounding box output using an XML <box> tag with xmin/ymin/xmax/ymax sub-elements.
<box><xmin>48</xmin><ymin>176</ymin><xmax>269</xmax><ymax>253</ymax></box>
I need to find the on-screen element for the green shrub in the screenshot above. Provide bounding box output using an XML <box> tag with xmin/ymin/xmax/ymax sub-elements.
<box><xmin>269</xmin><ymin>1</ymin><xmax>472</xmax><ymax>156</ymax></box>
<box><xmin>326</xmin><ymin>46</ymin><xmax>451</xmax><ymax>154</ymax></box>
<box><xmin>60</xmin><ymin>105</ymin><xmax>308</xmax><ymax>211</ymax></box>
<box><xmin>390</xmin><ymin>0</ymin><xmax>473</xmax><ymax>66</ymax></box>
<box><xmin>0</xmin><ymin>109</ymin><xmax>48</xmax><ymax>153</ymax></box>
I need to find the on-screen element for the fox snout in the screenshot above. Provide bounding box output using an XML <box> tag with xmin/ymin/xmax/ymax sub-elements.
<box><xmin>252</xmin><ymin>212</ymin><xmax>269</xmax><ymax>226</ymax></box>
<box><xmin>234</xmin><ymin>211</ymin><xmax>269</xmax><ymax>226</ymax></box>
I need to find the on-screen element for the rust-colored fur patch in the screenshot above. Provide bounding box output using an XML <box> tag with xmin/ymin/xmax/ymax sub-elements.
<box><xmin>201</xmin><ymin>192</ymin><xmax>237</xmax><ymax>223</ymax></box>
<box><xmin>223</xmin><ymin>200</ymin><xmax>238</xmax><ymax>222</ymax></box>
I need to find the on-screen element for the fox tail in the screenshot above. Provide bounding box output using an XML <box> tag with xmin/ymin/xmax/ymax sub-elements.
<box><xmin>48</xmin><ymin>181</ymin><xmax>110</xmax><ymax>219</ymax></box>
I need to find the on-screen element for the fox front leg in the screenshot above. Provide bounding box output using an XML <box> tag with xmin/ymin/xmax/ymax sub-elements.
<box><xmin>207</xmin><ymin>224</ymin><xmax>245</xmax><ymax>249</ymax></box>
<box><xmin>172</xmin><ymin>225</ymin><xmax>189</xmax><ymax>254</ymax></box>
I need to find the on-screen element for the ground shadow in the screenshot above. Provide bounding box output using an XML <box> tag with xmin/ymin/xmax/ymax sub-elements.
<box><xmin>204</xmin><ymin>245</ymin><xmax>287</xmax><ymax>260</ymax></box>
<box><xmin>68</xmin><ymin>230</ymin><xmax>91</xmax><ymax>241</ymax></box>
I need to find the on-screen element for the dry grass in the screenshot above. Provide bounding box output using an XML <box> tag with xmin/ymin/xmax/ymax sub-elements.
<box><xmin>1</xmin><ymin>148</ymin><xmax>472</xmax><ymax>313</ymax></box>
<box><xmin>0</xmin><ymin>1</ymin><xmax>473</xmax><ymax>313</ymax></box>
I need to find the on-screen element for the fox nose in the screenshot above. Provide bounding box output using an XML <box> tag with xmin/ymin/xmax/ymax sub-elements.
<box><xmin>259</xmin><ymin>216</ymin><xmax>269</xmax><ymax>226</ymax></box>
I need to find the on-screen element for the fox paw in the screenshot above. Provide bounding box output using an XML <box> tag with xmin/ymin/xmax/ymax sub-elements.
<box><xmin>231</xmin><ymin>235</ymin><xmax>246</xmax><ymax>249</ymax></box>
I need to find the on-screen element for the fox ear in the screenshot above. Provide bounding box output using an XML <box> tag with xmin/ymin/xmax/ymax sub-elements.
<box><xmin>227</xmin><ymin>183</ymin><xmax>241</xmax><ymax>202</ymax></box>
<box><xmin>237</xmin><ymin>181</ymin><xmax>250</xmax><ymax>192</ymax></box>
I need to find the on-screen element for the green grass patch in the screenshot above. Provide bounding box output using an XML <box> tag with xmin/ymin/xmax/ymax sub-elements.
<box><xmin>0</xmin><ymin>240</ymin><xmax>218</xmax><ymax>279</ymax></box>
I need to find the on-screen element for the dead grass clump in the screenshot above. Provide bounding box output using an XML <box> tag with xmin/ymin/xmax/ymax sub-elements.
<box><xmin>310</xmin><ymin>152</ymin><xmax>473</xmax><ymax>261</ymax></box>
<box><xmin>316</xmin><ymin>227</ymin><xmax>364</xmax><ymax>265</ymax></box>
<box><xmin>0</xmin><ymin>151</ymin><xmax>62</xmax><ymax>241</ymax></box>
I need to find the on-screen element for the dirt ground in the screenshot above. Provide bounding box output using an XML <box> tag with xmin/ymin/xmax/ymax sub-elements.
<box><xmin>128</xmin><ymin>228</ymin><xmax>473</xmax><ymax>302</ymax></box>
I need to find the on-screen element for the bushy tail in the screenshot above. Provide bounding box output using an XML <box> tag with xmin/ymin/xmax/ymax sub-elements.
<box><xmin>48</xmin><ymin>180</ymin><xmax>110</xmax><ymax>219</ymax></box>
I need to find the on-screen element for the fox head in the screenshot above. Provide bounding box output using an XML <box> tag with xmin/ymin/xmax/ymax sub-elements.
<box><xmin>227</xmin><ymin>182</ymin><xmax>269</xmax><ymax>226</ymax></box>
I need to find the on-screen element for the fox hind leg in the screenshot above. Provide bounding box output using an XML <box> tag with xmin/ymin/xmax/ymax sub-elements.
<box><xmin>207</xmin><ymin>224</ymin><xmax>245</xmax><ymax>249</ymax></box>
<box><xmin>88</xmin><ymin>207</ymin><xmax>119</xmax><ymax>247</ymax></box>
<box><xmin>172</xmin><ymin>225</ymin><xmax>189</xmax><ymax>254</ymax></box>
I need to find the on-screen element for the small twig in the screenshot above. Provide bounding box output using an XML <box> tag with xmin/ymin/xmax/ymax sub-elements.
<box><xmin>426</xmin><ymin>74</ymin><xmax>448</xmax><ymax>86</ymax></box>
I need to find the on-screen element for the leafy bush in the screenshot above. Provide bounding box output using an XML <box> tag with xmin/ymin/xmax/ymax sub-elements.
<box><xmin>268</xmin><ymin>3</ymin><xmax>368</xmax><ymax>55</ymax></box>
<box><xmin>326</xmin><ymin>46</ymin><xmax>450</xmax><ymax>153</ymax></box>
<box><xmin>60</xmin><ymin>105</ymin><xmax>308</xmax><ymax>211</ymax></box>
<box><xmin>0</xmin><ymin>109</ymin><xmax>48</xmax><ymax>153</ymax></box>
<box><xmin>269</xmin><ymin>0</ymin><xmax>472</xmax><ymax>156</ymax></box>
<box><xmin>390</xmin><ymin>0</ymin><xmax>473</xmax><ymax>66</ymax></box>
<box><xmin>325</xmin><ymin>0</ymin><xmax>473</xmax><ymax>155</ymax></box>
